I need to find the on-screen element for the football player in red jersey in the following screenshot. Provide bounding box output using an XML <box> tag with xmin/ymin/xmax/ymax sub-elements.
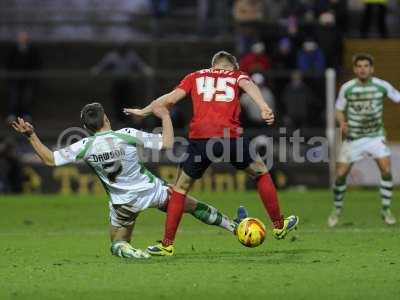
<box><xmin>125</xmin><ymin>51</ymin><xmax>299</xmax><ymax>256</ymax></box>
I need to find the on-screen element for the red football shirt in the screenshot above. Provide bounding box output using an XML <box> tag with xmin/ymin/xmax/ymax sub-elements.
<box><xmin>177</xmin><ymin>68</ymin><xmax>250</xmax><ymax>139</ymax></box>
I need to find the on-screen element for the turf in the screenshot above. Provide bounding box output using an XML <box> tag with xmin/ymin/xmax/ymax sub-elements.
<box><xmin>0</xmin><ymin>190</ymin><xmax>399</xmax><ymax>300</ymax></box>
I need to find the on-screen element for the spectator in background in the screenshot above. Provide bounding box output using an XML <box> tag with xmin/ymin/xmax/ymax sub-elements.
<box><xmin>0</xmin><ymin>138</ymin><xmax>23</xmax><ymax>194</ymax></box>
<box><xmin>314</xmin><ymin>0</ymin><xmax>348</xmax><ymax>33</ymax></box>
<box><xmin>314</xmin><ymin>11</ymin><xmax>343</xmax><ymax>69</ymax></box>
<box><xmin>282</xmin><ymin>71</ymin><xmax>316</xmax><ymax>129</ymax></box>
<box><xmin>233</xmin><ymin>0</ymin><xmax>264</xmax><ymax>54</ymax></box>
<box><xmin>92</xmin><ymin>44</ymin><xmax>153</xmax><ymax>122</ymax></box>
<box><xmin>151</xmin><ymin>0</ymin><xmax>169</xmax><ymax>37</ymax></box>
<box><xmin>271</xmin><ymin>37</ymin><xmax>298</xmax><ymax>115</ymax></box>
<box><xmin>198</xmin><ymin>0</ymin><xmax>230</xmax><ymax>37</ymax></box>
<box><xmin>360</xmin><ymin>0</ymin><xmax>388</xmax><ymax>38</ymax></box>
<box><xmin>233</xmin><ymin>0</ymin><xmax>264</xmax><ymax>22</ymax></box>
<box><xmin>240</xmin><ymin>73</ymin><xmax>275</xmax><ymax>125</ymax></box>
<box><xmin>151</xmin><ymin>0</ymin><xmax>169</xmax><ymax>17</ymax></box>
<box><xmin>272</xmin><ymin>37</ymin><xmax>297</xmax><ymax>70</ymax></box>
<box><xmin>263</xmin><ymin>0</ymin><xmax>286</xmax><ymax>23</ymax></box>
<box><xmin>297</xmin><ymin>38</ymin><xmax>326</xmax><ymax>73</ymax></box>
<box><xmin>5</xmin><ymin>31</ymin><xmax>42</xmax><ymax>124</ymax></box>
<box><xmin>281</xmin><ymin>0</ymin><xmax>315</xmax><ymax>33</ymax></box>
<box><xmin>281</xmin><ymin>0</ymin><xmax>309</xmax><ymax>20</ymax></box>
<box><xmin>240</xmin><ymin>42</ymin><xmax>271</xmax><ymax>74</ymax></box>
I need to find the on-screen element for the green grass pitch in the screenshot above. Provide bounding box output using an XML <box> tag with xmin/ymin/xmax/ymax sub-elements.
<box><xmin>0</xmin><ymin>190</ymin><xmax>399</xmax><ymax>300</ymax></box>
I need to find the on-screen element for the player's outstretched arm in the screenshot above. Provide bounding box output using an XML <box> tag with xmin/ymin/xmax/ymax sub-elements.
<box><xmin>239</xmin><ymin>79</ymin><xmax>275</xmax><ymax>125</ymax></box>
<box><xmin>152</xmin><ymin>104</ymin><xmax>174</xmax><ymax>150</ymax></box>
<box><xmin>123</xmin><ymin>88</ymin><xmax>186</xmax><ymax>118</ymax></box>
<box><xmin>11</xmin><ymin>117</ymin><xmax>55</xmax><ymax>166</ymax></box>
<box><xmin>386</xmin><ymin>83</ymin><xmax>400</xmax><ymax>103</ymax></box>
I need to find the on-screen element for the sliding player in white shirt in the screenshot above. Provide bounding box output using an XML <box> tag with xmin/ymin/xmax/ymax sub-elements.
<box><xmin>12</xmin><ymin>102</ymin><xmax>247</xmax><ymax>259</ymax></box>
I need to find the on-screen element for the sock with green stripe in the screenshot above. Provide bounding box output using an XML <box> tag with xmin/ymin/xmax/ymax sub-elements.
<box><xmin>333</xmin><ymin>178</ymin><xmax>347</xmax><ymax>212</ymax></box>
<box><xmin>191</xmin><ymin>202</ymin><xmax>236</xmax><ymax>233</ymax></box>
<box><xmin>380</xmin><ymin>174</ymin><xmax>393</xmax><ymax>210</ymax></box>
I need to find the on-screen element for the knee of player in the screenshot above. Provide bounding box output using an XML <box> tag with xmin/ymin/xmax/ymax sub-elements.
<box><xmin>335</xmin><ymin>169</ymin><xmax>349</xmax><ymax>182</ymax></box>
<box><xmin>246</xmin><ymin>161</ymin><xmax>268</xmax><ymax>178</ymax></box>
<box><xmin>381</xmin><ymin>171</ymin><xmax>392</xmax><ymax>181</ymax></box>
<box><xmin>174</xmin><ymin>173</ymin><xmax>195</xmax><ymax>193</ymax></box>
<box><xmin>253</xmin><ymin>171</ymin><xmax>268</xmax><ymax>180</ymax></box>
<box><xmin>172</xmin><ymin>183</ymin><xmax>190</xmax><ymax>194</ymax></box>
<box><xmin>335</xmin><ymin>176</ymin><xmax>347</xmax><ymax>186</ymax></box>
<box><xmin>183</xmin><ymin>196</ymin><xmax>198</xmax><ymax>213</ymax></box>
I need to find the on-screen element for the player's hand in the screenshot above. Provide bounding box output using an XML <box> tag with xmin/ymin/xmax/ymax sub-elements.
<box><xmin>123</xmin><ymin>108</ymin><xmax>149</xmax><ymax>118</ymax></box>
<box><xmin>261</xmin><ymin>108</ymin><xmax>275</xmax><ymax>125</ymax></box>
<box><xmin>11</xmin><ymin>117</ymin><xmax>35</xmax><ymax>138</ymax></box>
<box><xmin>340</xmin><ymin>122</ymin><xmax>348</xmax><ymax>137</ymax></box>
<box><xmin>152</xmin><ymin>103</ymin><xmax>170</xmax><ymax>119</ymax></box>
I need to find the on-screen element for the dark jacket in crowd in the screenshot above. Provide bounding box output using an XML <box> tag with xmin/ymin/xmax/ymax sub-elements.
<box><xmin>314</xmin><ymin>25</ymin><xmax>343</xmax><ymax>69</ymax></box>
<box><xmin>6</xmin><ymin>45</ymin><xmax>42</xmax><ymax>72</ymax></box>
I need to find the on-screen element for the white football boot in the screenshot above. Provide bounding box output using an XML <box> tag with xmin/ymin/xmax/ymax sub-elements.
<box><xmin>111</xmin><ymin>241</ymin><xmax>150</xmax><ymax>259</ymax></box>
<box><xmin>381</xmin><ymin>209</ymin><xmax>397</xmax><ymax>225</ymax></box>
<box><xmin>328</xmin><ymin>209</ymin><xmax>341</xmax><ymax>228</ymax></box>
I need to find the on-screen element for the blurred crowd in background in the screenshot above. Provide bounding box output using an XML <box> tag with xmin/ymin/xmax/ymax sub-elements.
<box><xmin>4</xmin><ymin>0</ymin><xmax>396</xmax><ymax>128</ymax></box>
<box><xmin>1</xmin><ymin>0</ymin><xmax>396</xmax><ymax>39</ymax></box>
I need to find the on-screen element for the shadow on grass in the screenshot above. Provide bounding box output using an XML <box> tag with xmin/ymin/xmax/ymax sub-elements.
<box><xmin>112</xmin><ymin>248</ymin><xmax>333</xmax><ymax>265</ymax></box>
<box><xmin>43</xmin><ymin>248</ymin><xmax>334</xmax><ymax>267</ymax></box>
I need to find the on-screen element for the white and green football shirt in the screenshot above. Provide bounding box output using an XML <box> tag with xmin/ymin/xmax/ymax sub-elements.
<box><xmin>336</xmin><ymin>77</ymin><xmax>400</xmax><ymax>140</ymax></box>
<box><xmin>53</xmin><ymin>128</ymin><xmax>163</xmax><ymax>204</ymax></box>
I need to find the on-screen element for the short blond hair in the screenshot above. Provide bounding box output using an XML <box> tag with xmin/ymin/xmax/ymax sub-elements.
<box><xmin>211</xmin><ymin>51</ymin><xmax>239</xmax><ymax>69</ymax></box>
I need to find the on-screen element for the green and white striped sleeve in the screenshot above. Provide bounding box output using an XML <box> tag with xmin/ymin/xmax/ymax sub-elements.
<box><xmin>335</xmin><ymin>84</ymin><xmax>347</xmax><ymax>111</ymax></box>
<box><xmin>374</xmin><ymin>78</ymin><xmax>400</xmax><ymax>103</ymax></box>
<box><xmin>53</xmin><ymin>138</ymin><xmax>91</xmax><ymax>166</ymax></box>
<box><xmin>116</xmin><ymin>128</ymin><xmax>163</xmax><ymax>150</ymax></box>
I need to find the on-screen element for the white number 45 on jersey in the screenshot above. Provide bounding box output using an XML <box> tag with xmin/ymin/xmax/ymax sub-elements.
<box><xmin>196</xmin><ymin>76</ymin><xmax>236</xmax><ymax>102</ymax></box>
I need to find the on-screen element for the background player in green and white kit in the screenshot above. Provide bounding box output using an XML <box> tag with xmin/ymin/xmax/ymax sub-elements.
<box><xmin>11</xmin><ymin>103</ymin><xmax>246</xmax><ymax>259</ymax></box>
<box><xmin>328</xmin><ymin>53</ymin><xmax>400</xmax><ymax>227</ymax></box>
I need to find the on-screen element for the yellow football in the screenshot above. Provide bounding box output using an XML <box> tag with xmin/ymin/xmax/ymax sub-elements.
<box><xmin>236</xmin><ymin>217</ymin><xmax>266</xmax><ymax>248</ymax></box>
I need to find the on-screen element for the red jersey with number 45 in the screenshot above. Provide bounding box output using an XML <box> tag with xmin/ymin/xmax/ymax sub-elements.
<box><xmin>177</xmin><ymin>68</ymin><xmax>250</xmax><ymax>139</ymax></box>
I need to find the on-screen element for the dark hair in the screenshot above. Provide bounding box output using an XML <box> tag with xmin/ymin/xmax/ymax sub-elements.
<box><xmin>80</xmin><ymin>102</ymin><xmax>105</xmax><ymax>134</ymax></box>
<box><xmin>353</xmin><ymin>53</ymin><xmax>374</xmax><ymax>66</ymax></box>
<box><xmin>211</xmin><ymin>51</ymin><xmax>239</xmax><ymax>69</ymax></box>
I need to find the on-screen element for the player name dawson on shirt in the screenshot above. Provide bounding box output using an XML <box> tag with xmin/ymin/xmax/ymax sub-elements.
<box><xmin>89</xmin><ymin>148</ymin><xmax>126</xmax><ymax>163</ymax></box>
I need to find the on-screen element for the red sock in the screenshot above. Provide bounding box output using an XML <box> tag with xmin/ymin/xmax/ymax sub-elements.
<box><xmin>256</xmin><ymin>173</ymin><xmax>284</xmax><ymax>229</ymax></box>
<box><xmin>162</xmin><ymin>190</ymin><xmax>186</xmax><ymax>246</ymax></box>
